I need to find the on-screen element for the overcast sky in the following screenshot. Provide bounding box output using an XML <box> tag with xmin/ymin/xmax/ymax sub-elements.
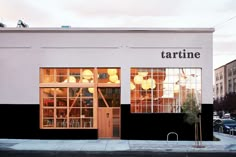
<box><xmin>1</xmin><ymin>0</ymin><xmax>236</xmax><ymax>71</ymax></box>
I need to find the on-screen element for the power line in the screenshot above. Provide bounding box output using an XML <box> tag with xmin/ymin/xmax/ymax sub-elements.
<box><xmin>214</xmin><ymin>15</ymin><xmax>236</xmax><ymax>31</ymax></box>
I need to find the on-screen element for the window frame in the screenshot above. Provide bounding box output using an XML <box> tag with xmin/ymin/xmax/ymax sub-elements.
<box><xmin>130</xmin><ymin>67</ymin><xmax>202</xmax><ymax>114</ymax></box>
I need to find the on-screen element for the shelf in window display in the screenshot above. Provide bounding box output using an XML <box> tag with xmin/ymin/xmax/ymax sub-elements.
<box><xmin>69</xmin><ymin>117</ymin><xmax>81</xmax><ymax>119</ymax></box>
<box><xmin>43</xmin><ymin>117</ymin><xmax>54</xmax><ymax>119</ymax></box>
<box><xmin>56</xmin><ymin>117</ymin><xmax>67</xmax><ymax>120</ymax></box>
<box><xmin>43</xmin><ymin>119</ymin><xmax>54</xmax><ymax>127</ymax></box>
<box><xmin>43</xmin><ymin>125</ymin><xmax>54</xmax><ymax>128</ymax></box>
<box><xmin>42</xmin><ymin>107</ymin><xmax>54</xmax><ymax>109</ymax></box>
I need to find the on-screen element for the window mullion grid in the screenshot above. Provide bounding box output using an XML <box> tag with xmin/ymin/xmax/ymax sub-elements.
<box><xmin>67</xmin><ymin>87</ymin><xmax>69</xmax><ymax>128</ymax></box>
<box><xmin>53</xmin><ymin>85</ymin><xmax>56</xmax><ymax>128</ymax></box>
<box><xmin>67</xmin><ymin>69</ymin><xmax>69</xmax><ymax>128</ymax></box>
<box><xmin>53</xmin><ymin>68</ymin><xmax>56</xmax><ymax>127</ymax></box>
<box><xmin>178</xmin><ymin>68</ymin><xmax>181</xmax><ymax>113</ymax></box>
<box><xmin>93</xmin><ymin>68</ymin><xmax>98</xmax><ymax>128</ymax></box>
<box><xmin>151</xmin><ymin>68</ymin><xmax>153</xmax><ymax>113</ymax></box>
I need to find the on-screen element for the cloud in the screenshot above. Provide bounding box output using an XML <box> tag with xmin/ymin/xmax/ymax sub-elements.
<box><xmin>0</xmin><ymin>0</ymin><xmax>58</xmax><ymax>27</ymax></box>
<box><xmin>217</xmin><ymin>0</ymin><xmax>236</xmax><ymax>12</ymax></box>
<box><xmin>62</xmin><ymin>0</ymin><xmax>184</xmax><ymax>17</ymax></box>
<box><xmin>1</xmin><ymin>0</ymin><xmax>236</xmax><ymax>28</ymax></box>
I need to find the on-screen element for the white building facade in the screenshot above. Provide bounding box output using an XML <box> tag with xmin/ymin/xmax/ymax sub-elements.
<box><xmin>0</xmin><ymin>28</ymin><xmax>214</xmax><ymax>140</ymax></box>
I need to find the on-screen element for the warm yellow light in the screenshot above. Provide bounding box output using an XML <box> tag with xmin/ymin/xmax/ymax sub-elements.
<box><xmin>88</xmin><ymin>88</ymin><xmax>94</xmax><ymax>93</ymax></box>
<box><xmin>130</xmin><ymin>82</ymin><xmax>136</xmax><ymax>90</ymax></box>
<box><xmin>174</xmin><ymin>84</ymin><xmax>180</xmax><ymax>93</ymax></box>
<box><xmin>147</xmin><ymin>78</ymin><xmax>156</xmax><ymax>89</ymax></box>
<box><xmin>141</xmin><ymin>80</ymin><xmax>149</xmax><ymax>90</ymax></box>
<box><xmin>115</xmin><ymin>80</ymin><xmax>120</xmax><ymax>84</ymax></box>
<box><xmin>68</xmin><ymin>76</ymin><xmax>76</xmax><ymax>83</ymax></box>
<box><xmin>134</xmin><ymin>75</ymin><xmax>143</xmax><ymax>84</ymax></box>
<box><xmin>82</xmin><ymin>69</ymin><xmax>93</xmax><ymax>79</ymax></box>
<box><xmin>51</xmin><ymin>88</ymin><xmax>62</xmax><ymax>95</ymax></box>
<box><xmin>138</xmin><ymin>72</ymin><xmax>148</xmax><ymax>77</ymax></box>
<box><xmin>63</xmin><ymin>76</ymin><xmax>76</xmax><ymax>83</ymax></box>
<box><xmin>43</xmin><ymin>75</ymin><xmax>52</xmax><ymax>83</ymax></box>
<box><xmin>82</xmin><ymin>79</ymin><xmax>89</xmax><ymax>83</ymax></box>
<box><xmin>109</xmin><ymin>75</ymin><xmax>118</xmax><ymax>83</ymax></box>
<box><xmin>107</xmin><ymin>69</ymin><xmax>117</xmax><ymax>76</ymax></box>
<box><xmin>43</xmin><ymin>88</ymin><xmax>51</xmax><ymax>94</ymax></box>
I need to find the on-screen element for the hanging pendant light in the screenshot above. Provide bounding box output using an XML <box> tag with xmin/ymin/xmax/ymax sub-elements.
<box><xmin>88</xmin><ymin>88</ymin><xmax>94</xmax><ymax>93</ymax></box>
<box><xmin>130</xmin><ymin>82</ymin><xmax>136</xmax><ymax>90</ymax></box>
<box><xmin>107</xmin><ymin>69</ymin><xmax>117</xmax><ymax>76</ymax></box>
<box><xmin>147</xmin><ymin>78</ymin><xmax>156</xmax><ymax>89</ymax></box>
<box><xmin>138</xmin><ymin>72</ymin><xmax>148</xmax><ymax>77</ymax></box>
<box><xmin>82</xmin><ymin>69</ymin><xmax>93</xmax><ymax>79</ymax></box>
<box><xmin>134</xmin><ymin>75</ymin><xmax>143</xmax><ymax>84</ymax></box>
<box><xmin>109</xmin><ymin>74</ymin><xmax>118</xmax><ymax>83</ymax></box>
<box><xmin>82</xmin><ymin>79</ymin><xmax>89</xmax><ymax>83</ymax></box>
<box><xmin>68</xmin><ymin>76</ymin><xmax>76</xmax><ymax>83</ymax></box>
<box><xmin>141</xmin><ymin>80</ymin><xmax>149</xmax><ymax>90</ymax></box>
<box><xmin>115</xmin><ymin>80</ymin><xmax>120</xmax><ymax>84</ymax></box>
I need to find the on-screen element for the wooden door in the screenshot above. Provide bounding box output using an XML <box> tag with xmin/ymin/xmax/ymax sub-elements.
<box><xmin>97</xmin><ymin>87</ymin><xmax>120</xmax><ymax>138</ymax></box>
<box><xmin>98</xmin><ymin>108</ymin><xmax>113</xmax><ymax>138</ymax></box>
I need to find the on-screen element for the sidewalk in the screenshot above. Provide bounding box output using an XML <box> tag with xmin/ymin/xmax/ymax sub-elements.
<box><xmin>0</xmin><ymin>132</ymin><xmax>236</xmax><ymax>156</ymax></box>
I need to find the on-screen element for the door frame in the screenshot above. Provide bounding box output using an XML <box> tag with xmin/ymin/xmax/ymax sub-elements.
<box><xmin>97</xmin><ymin>87</ymin><xmax>121</xmax><ymax>139</ymax></box>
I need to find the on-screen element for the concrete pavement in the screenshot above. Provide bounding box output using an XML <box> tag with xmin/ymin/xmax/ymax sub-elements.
<box><xmin>0</xmin><ymin>132</ymin><xmax>236</xmax><ymax>156</ymax></box>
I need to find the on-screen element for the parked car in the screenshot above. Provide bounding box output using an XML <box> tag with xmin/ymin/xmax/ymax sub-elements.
<box><xmin>213</xmin><ymin>115</ymin><xmax>220</xmax><ymax>122</ymax></box>
<box><xmin>223</xmin><ymin>113</ymin><xmax>231</xmax><ymax>119</ymax></box>
<box><xmin>213</xmin><ymin>119</ymin><xmax>236</xmax><ymax>134</ymax></box>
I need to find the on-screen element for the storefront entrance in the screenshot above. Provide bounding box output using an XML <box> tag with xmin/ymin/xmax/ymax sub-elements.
<box><xmin>98</xmin><ymin>87</ymin><xmax>120</xmax><ymax>139</ymax></box>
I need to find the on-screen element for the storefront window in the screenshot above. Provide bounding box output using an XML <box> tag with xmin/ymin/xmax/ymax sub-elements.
<box><xmin>40</xmin><ymin>68</ymin><xmax>95</xmax><ymax>129</ymax></box>
<box><xmin>40</xmin><ymin>67</ymin><xmax>120</xmax><ymax>129</ymax></box>
<box><xmin>130</xmin><ymin>68</ymin><xmax>202</xmax><ymax>113</ymax></box>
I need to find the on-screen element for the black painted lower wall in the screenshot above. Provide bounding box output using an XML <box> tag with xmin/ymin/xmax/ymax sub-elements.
<box><xmin>120</xmin><ymin>104</ymin><xmax>213</xmax><ymax>141</ymax></box>
<box><xmin>0</xmin><ymin>104</ymin><xmax>97</xmax><ymax>139</ymax></box>
<box><xmin>0</xmin><ymin>104</ymin><xmax>213</xmax><ymax>140</ymax></box>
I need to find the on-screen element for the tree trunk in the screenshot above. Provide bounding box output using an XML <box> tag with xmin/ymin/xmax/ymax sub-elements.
<box><xmin>195</xmin><ymin>122</ymin><xmax>199</xmax><ymax>146</ymax></box>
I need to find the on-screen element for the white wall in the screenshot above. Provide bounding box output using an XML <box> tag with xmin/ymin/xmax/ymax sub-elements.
<box><xmin>0</xmin><ymin>28</ymin><xmax>213</xmax><ymax>104</ymax></box>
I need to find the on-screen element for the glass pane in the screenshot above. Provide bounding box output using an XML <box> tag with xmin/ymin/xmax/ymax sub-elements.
<box><xmin>82</xmin><ymin>118</ymin><xmax>93</xmax><ymax>128</ymax></box>
<box><xmin>41</xmin><ymin>68</ymin><xmax>54</xmax><ymax>83</ymax></box>
<box><xmin>56</xmin><ymin>109</ymin><xmax>67</xmax><ymax>118</ymax></box>
<box><xmin>82</xmin><ymin>98</ymin><xmax>93</xmax><ymax>107</ymax></box>
<box><xmin>82</xmin><ymin>88</ymin><xmax>93</xmax><ymax>97</ymax></box>
<box><xmin>41</xmin><ymin>88</ymin><xmax>54</xmax><ymax>106</ymax></box>
<box><xmin>69</xmin><ymin>118</ymin><xmax>80</xmax><ymax>128</ymax></box>
<box><xmin>130</xmin><ymin>68</ymin><xmax>202</xmax><ymax>113</ymax></box>
<box><xmin>98</xmin><ymin>68</ymin><xmax>109</xmax><ymax>83</ymax></box>
<box><xmin>43</xmin><ymin>109</ymin><xmax>54</xmax><ymax>118</ymax></box>
<box><xmin>56</xmin><ymin>69</ymin><xmax>67</xmax><ymax>83</ymax></box>
<box><xmin>69</xmin><ymin>108</ymin><xmax>80</xmax><ymax>117</ymax></box>
<box><xmin>98</xmin><ymin>68</ymin><xmax>120</xmax><ymax>83</ymax></box>
<box><xmin>69</xmin><ymin>98</ymin><xmax>81</xmax><ymax>107</ymax></box>
<box><xmin>42</xmin><ymin>88</ymin><xmax>54</xmax><ymax>97</ymax></box>
<box><xmin>81</xmin><ymin>69</ymin><xmax>94</xmax><ymax>83</ymax></box>
<box><xmin>56</xmin><ymin>98</ymin><xmax>67</xmax><ymax>107</ymax></box>
<box><xmin>82</xmin><ymin>108</ymin><xmax>93</xmax><ymax>117</ymax></box>
<box><xmin>43</xmin><ymin>119</ymin><xmax>54</xmax><ymax>127</ymax></box>
<box><xmin>69</xmin><ymin>69</ymin><xmax>81</xmax><ymax>83</ymax></box>
<box><xmin>69</xmin><ymin>87</ymin><xmax>80</xmax><ymax>97</ymax></box>
<box><xmin>56</xmin><ymin>119</ymin><xmax>67</xmax><ymax>128</ymax></box>
<box><xmin>98</xmin><ymin>88</ymin><xmax>120</xmax><ymax>107</ymax></box>
<box><xmin>43</xmin><ymin>98</ymin><xmax>54</xmax><ymax>107</ymax></box>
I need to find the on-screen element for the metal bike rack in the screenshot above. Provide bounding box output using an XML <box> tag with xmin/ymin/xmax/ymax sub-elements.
<box><xmin>218</xmin><ymin>126</ymin><xmax>223</xmax><ymax>133</ymax></box>
<box><xmin>229</xmin><ymin>128</ymin><xmax>235</xmax><ymax>136</ymax></box>
<box><xmin>167</xmin><ymin>132</ymin><xmax>178</xmax><ymax>144</ymax></box>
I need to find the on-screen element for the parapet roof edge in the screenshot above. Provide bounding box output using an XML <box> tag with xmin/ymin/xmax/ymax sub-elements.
<box><xmin>214</xmin><ymin>59</ymin><xmax>236</xmax><ymax>71</ymax></box>
<box><xmin>0</xmin><ymin>27</ymin><xmax>215</xmax><ymax>33</ymax></box>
